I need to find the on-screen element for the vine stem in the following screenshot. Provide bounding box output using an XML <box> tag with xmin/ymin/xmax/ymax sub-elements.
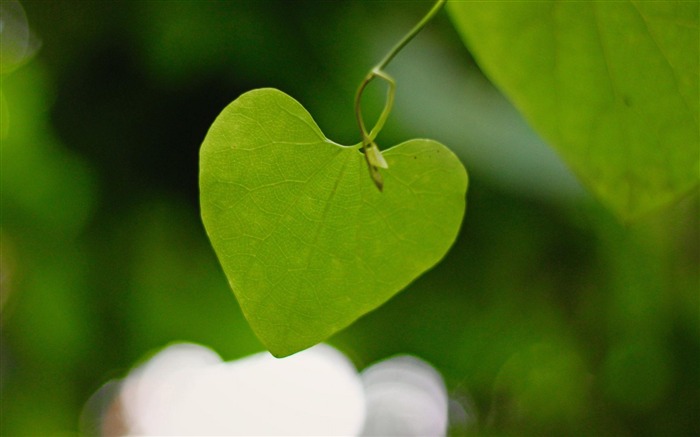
<box><xmin>355</xmin><ymin>0</ymin><xmax>446</xmax><ymax>191</ymax></box>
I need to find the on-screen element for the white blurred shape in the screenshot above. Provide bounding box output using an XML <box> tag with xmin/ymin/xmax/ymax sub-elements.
<box><xmin>118</xmin><ymin>343</ymin><xmax>365</xmax><ymax>436</ymax></box>
<box><xmin>360</xmin><ymin>355</ymin><xmax>448</xmax><ymax>437</ymax></box>
<box><xmin>447</xmin><ymin>395</ymin><xmax>479</xmax><ymax>434</ymax></box>
<box><xmin>0</xmin><ymin>0</ymin><xmax>41</xmax><ymax>73</ymax></box>
<box><xmin>120</xmin><ymin>343</ymin><xmax>222</xmax><ymax>435</ymax></box>
<box><xmin>80</xmin><ymin>379</ymin><xmax>125</xmax><ymax>437</ymax></box>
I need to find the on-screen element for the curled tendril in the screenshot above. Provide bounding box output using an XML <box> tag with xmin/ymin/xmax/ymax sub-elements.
<box><xmin>353</xmin><ymin>0</ymin><xmax>446</xmax><ymax>191</ymax></box>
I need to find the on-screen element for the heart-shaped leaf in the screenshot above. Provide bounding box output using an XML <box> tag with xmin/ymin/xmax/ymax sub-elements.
<box><xmin>200</xmin><ymin>88</ymin><xmax>467</xmax><ymax>357</ymax></box>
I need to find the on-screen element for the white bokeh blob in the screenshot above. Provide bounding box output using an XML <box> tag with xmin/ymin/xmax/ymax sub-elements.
<box><xmin>360</xmin><ymin>355</ymin><xmax>449</xmax><ymax>436</ymax></box>
<box><xmin>118</xmin><ymin>343</ymin><xmax>365</xmax><ymax>436</ymax></box>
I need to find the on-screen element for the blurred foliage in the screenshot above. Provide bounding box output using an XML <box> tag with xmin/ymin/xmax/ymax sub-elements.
<box><xmin>448</xmin><ymin>1</ymin><xmax>700</xmax><ymax>220</ymax></box>
<box><xmin>1</xmin><ymin>1</ymin><xmax>698</xmax><ymax>435</ymax></box>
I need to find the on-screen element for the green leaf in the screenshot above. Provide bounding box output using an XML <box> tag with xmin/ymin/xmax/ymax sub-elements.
<box><xmin>200</xmin><ymin>88</ymin><xmax>467</xmax><ymax>357</ymax></box>
<box><xmin>447</xmin><ymin>1</ymin><xmax>699</xmax><ymax>219</ymax></box>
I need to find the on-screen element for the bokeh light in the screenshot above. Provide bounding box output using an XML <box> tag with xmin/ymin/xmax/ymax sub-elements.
<box><xmin>86</xmin><ymin>343</ymin><xmax>460</xmax><ymax>436</ymax></box>
<box><xmin>360</xmin><ymin>355</ymin><xmax>448</xmax><ymax>436</ymax></box>
<box><xmin>111</xmin><ymin>343</ymin><xmax>366</xmax><ymax>436</ymax></box>
<box><xmin>0</xmin><ymin>0</ymin><xmax>41</xmax><ymax>74</ymax></box>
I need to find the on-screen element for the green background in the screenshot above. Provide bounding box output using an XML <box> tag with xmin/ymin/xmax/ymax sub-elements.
<box><xmin>2</xmin><ymin>1</ymin><xmax>698</xmax><ymax>435</ymax></box>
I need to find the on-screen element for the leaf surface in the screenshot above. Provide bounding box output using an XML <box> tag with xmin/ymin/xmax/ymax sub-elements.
<box><xmin>448</xmin><ymin>1</ymin><xmax>699</xmax><ymax>219</ymax></box>
<box><xmin>200</xmin><ymin>88</ymin><xmax>467</xmax><ymax>357</ymax></box>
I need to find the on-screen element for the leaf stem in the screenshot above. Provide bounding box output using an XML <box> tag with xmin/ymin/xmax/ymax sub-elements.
<box><xmin>355</xmin><ymin>0</ymin><xmax>446</xmax><ymax>191</ymax></box>
<box><xmin>375</xmin><ymin>0</ymin><xmax>446</xmax><ymax>72</ymax></box>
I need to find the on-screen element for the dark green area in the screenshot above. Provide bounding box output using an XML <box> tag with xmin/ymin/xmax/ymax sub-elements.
<box><xmin>1</xmin><ymin>1</ymin><xmax>698</xmax><ymax>435</ymax></box>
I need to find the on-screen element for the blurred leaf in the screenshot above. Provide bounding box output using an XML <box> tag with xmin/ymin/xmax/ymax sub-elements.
<box><xmin>6</xmin><ymin>248</ymin><xmax>94</xmax><ymax>369</ymax></box>
<box><xmin>491</xmin><ymin>343</ymin><xmax>589</xmax><ymax>432</ymax></box>
<box><xmin>200</xmin><ymin>88</ymin><xmax>467</xmax><ymax>357</ymax></box>
<box><xmin>1</xmin><ymin>90</ymin><xmax>8</xmax><ymax>139</ymax></box>
<box><xmin>448</xmin><ymin>2</ymin><xmax>699</xmax><ymax>220</ymax></box>
<box><xmin>603</xmin><ymin>339</ymin><xmax>672</xmax><ymax>410</ymax></box>
<box><xmin>0</xmin><ymin>63</ymin><xmax>95</xmax><ymax>235</ymax></box>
